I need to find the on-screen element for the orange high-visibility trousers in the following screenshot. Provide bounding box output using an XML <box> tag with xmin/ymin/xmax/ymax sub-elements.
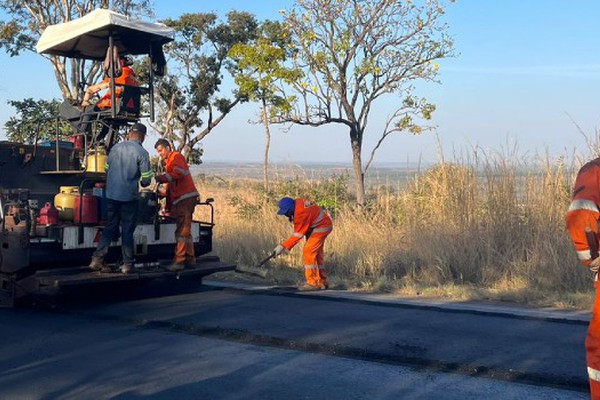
<box><xmin>303</xmin><ymin>231</ymin><xmax>330</xmax><ymax>287</ymax></box>
<box><xmin>588</xmin><ymin>281</ymin><xmax>600</xmax><ymax>399</ymax></box>
<box><xmin>172</xmin><ymin>196</ymin><xmax>197</xmax><ymax>264</ymax></box>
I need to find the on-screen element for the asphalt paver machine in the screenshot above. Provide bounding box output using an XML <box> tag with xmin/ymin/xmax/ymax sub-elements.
<box><xmin>0</xmin><ymin>9</ymin><xmax>235</xmax><ymax>307</ymax></box>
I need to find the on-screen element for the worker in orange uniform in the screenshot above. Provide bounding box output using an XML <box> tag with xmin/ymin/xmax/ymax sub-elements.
<box><xmin>59</xmin><ymin>55</ymin><xmax>139</xmax><ymax>139</ymax></box>
<box><xmin>566</xmin><ymin>157</ymin><xmax>600</xmax><ymax>399</ymax></box>
<box><xmin>154</xmin><ymin>139</ymin><xmax>199</xmax><ymax>272</ymax></box>
<box><xmin>274</xmin><ymin>197</ymin><xmax>333</xmax><ymax>291</ymax></box>
<box><xmin>81</xmin><ymin>55</ymin><xmax>138</xmax><ymax>108</ymax></box>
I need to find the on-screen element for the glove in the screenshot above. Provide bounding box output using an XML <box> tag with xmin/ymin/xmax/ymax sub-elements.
<box><xmin>590</xmin><ymin>258</ymin><xmax>600</xmax><ymax>281</ymax></box>
<box><xmin>273</xmin><ymin>244</ymin><xmax>286</xmax><ymax>257</ymax></box>
<box><xmin>155</xmin><ymin>174</ymin><xmax>168</xmax><ymax>184</ymax></box>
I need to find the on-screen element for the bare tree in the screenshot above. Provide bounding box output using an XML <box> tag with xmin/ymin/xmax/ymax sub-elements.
<box><xmin>278</xmin><ymin>0</ymin><xmax>454</xmax><ymax>206</ymax></box>
<box><xmin>0</xmin><ymin>0</ymin><xmax>152</xmax><ymax>102</ymax></box>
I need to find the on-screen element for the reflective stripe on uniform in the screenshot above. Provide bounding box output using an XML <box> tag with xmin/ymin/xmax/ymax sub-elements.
<box><xmin>293</xmin><ymin>232</ymin><xmax>304</xmax><ymax>238</ymax></box>
<box><xmin>568</xmin><ymin>199</ymin><xmax>599</xmax><ymax>213</ymax></box>
<box><xmin>172</xmin><ymin>191</ymin><xmax>199</xmax><ymax>205</ymax></box>
<box><xmin>589</xmin><ymin>366</ymin><xmax>600</xmax><ymax>382</ymax></box>
<box><xmin>174</xmin><ymin>166</ymin><xmax>191</xmax><ymax>175</ymax></box>
<box><xmin>578</xmin><ymin>249</ymin><xmax>592</xmax><ymax>261</ymax></box>
<box><xmin>313</xmin><ymin>226</ymin><xmax>332</xmax><ymax>233</ymax></box>
<box><xmin>164</xmin><ymin>173</ymin><xmax>174</xmax><ymax>184</ymax></box>
<box><xmin>141</xmin><ymin>170</ymin><xmax>154</xmax><ymax>179</ymax></box>
<box><xmin>311</xmin><ymin>208</ymin><xmax>326</xmax><ymax>228</ymax></box>
<box><xmin>304</xmin><ymin>265</ymin><xmax>318</xmax><ymax>270</ymax></box>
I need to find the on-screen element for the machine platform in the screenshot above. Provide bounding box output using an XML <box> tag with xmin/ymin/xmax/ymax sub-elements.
<box><xmin>34</xmin><ymin>255</ymin><xmax>235</xmax><ymax>287</ymax></box>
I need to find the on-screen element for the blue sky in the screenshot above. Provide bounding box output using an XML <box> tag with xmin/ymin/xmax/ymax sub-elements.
<box><xmin>1</xmin><ymin>0</ymin><xmax>600</xmax><ymax>165</ymax></box>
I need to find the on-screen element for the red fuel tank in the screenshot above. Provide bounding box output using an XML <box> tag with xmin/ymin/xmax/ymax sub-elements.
<box><xmin>74</xmin><ymin>193</ymin><xmax>99</xmax><ymax>224</ymax></box>
<box><xmin>38</xmin><ymin>202</ymin><xmax>59</xmax><ymax>225</ymax></box>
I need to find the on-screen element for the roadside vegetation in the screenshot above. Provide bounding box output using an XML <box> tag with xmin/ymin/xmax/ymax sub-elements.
<box><xmin>197</xmin><ymin>146</ymin><xmax>595</xmax><ymax>310</ymax></box>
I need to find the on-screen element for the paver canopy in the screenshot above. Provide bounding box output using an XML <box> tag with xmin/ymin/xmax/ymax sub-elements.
<box><xmin>36</xmin><ymin>8</ymin><xmax>174</xmax><ymax>59</ymax></box>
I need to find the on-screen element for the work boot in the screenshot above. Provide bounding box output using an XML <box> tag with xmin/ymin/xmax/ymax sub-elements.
<box><xmin>89</xmin><ymin>257</ymin><xmax>111</xmax><ymax>273</ymax></box>
<box><xmin>184</xmin><ymin>257</ymin><xmax>197</xmax><ymax>268</ymax></box>
<box><xmin>121</xmin><ymin>264</ymin><xmax>134</xmax><ymax>274</ymax></box>
<box><xmin>167</xmin><ymin>262</ymin><xmax>185</xmax><ymax>272</ymax></box>
<box><xmin>298</xmin><ymin>283</ymin><xmax>321</xmax><ymax>292</ymax></box>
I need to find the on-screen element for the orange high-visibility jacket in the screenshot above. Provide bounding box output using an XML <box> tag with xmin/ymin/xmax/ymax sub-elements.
<box><xmin>156</xmin><ymin>151</ymin><xmax>199</xmax><ymax>206</ymax></box>
<box><xmin>566</xmin><ymin>158</ymin><xmax>600</xmax><ymax>266</ymax></box>
<box><xmin>96</xmin><ymin>66</ymin><xmax>139</xmax><ymax>109</ymax></box>
<box><xmin>282</xmin><ymin>198</ymin><xmax>332</xmax><ymax>250</ymax></box>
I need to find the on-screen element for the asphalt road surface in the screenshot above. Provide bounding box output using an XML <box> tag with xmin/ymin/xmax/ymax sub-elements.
<box><xmin>0</xmin><ymin>279</ymin><xmax>591</xmax><ymax>399</ymax></box>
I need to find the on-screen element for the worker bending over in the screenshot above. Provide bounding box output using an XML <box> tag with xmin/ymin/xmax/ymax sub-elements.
<box><xmin>566</xmin><ymin>157</ymin><xmax>600</xmax><ymax>399</ymax></box>
<box><xmin>274</xmin><ymin>197</ymin><xmax>333</xmax><ymax>291</ymax></box>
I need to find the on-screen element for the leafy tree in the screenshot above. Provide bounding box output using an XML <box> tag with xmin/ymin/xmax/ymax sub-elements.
<box><xmin>229</xmin><ymin>21</ymin><xmax>301</xmax><ymax>191</ymax></box>
<box><xmin>278</xmin><ymin>0</ymin><xmax>454</xmax><ymax>206</ymax></box>
<box><xmin>4</xmin><ymin>98</ymin><xmax>70</xmax><ymax>143</ymax></box>
<box><xmin>152</xmin><ymin>12</ymin><xmax>259</xmax><ymax>163</ymax></box>
<box><xmin>0</xmin><ymin>0</ymin><xmax>153</xmax><ymax>102</ymax></box>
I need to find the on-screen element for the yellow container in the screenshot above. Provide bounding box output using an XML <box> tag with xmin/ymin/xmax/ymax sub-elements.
<box><xmin>86</xmin><ymin>147</ymin><xmax>107</xmax><ymax>173</ymax></box>
<box><xmin>54</xmin><ymin>186</ymin><xmax>79</xmax><ymax>221</ymax></box>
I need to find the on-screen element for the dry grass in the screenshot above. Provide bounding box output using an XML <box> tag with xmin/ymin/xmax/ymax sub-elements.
<box><xmin>194</xmin><ymin>150</ymin><xmax>596</xmax><ymax>310</ymax></box>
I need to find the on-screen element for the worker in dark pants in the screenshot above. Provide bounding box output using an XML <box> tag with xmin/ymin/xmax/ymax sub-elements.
<box><xmin>89</xmin><ymin>123</ymin><xmax>153</xmax><ymax>273</ymax></box>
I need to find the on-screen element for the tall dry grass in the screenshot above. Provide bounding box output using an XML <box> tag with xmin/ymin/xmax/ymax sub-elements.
<box><xmin>194</xmin><ymin>148</ymin><xmax>595</xmax><ymax>309</ymax></box>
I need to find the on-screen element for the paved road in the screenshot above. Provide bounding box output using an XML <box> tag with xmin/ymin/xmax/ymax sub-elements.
<box><xmin>0</xmin><ymin>279</ymin><xmax>591</xmax><ymax>399</ymax></box>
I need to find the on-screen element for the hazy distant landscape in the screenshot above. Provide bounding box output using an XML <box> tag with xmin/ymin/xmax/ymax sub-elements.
<box><xmin>195</xmin><ymin>161</ymin><xmax>429</xmax><ymax>187</ymax></box>
<box><xmin>194</xmin><ymin>159</ymin><xmax>576</xmax><ymax>193</ymax></box>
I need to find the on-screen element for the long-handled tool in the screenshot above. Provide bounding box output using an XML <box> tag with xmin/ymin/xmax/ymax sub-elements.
<box><xmin>586</xmin><ymin>227</ymin><xmax>599</xmax><ymax>260</ymax></box>
<box><xmin>235</xmin><ymin>251</ymin><xmax>276</xmax><ymax>278</ymax></box>
<box><xmin>586</xmin><ymin>227</ymin><xmax>599</xmax><ymax>281</ymax></box>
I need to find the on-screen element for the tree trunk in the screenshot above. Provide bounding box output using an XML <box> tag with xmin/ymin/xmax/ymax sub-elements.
<box><xmin>181</xmin><ymin>143</ymin><xmax>191</xmax><ymax>160</ymax></box>
<box><xmin>350</xmin><ymin>127</ymin><xmax>366</xmax><ymax>206</ymax></box>
<box><xmin>261</xmin><ymin>98</ymin><xmax>271</xmax><ymax>193</ymax></box>
<box><xmin>51</xmin><ymin>56</ymin><xmax>72</xmax><ymax>101</ymax></box>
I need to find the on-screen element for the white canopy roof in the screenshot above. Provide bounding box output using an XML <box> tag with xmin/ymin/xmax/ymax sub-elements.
<box><xmin>36</xmin><ymin>9</ymin><xmax>174</xmax><ymax>59</ymax></box>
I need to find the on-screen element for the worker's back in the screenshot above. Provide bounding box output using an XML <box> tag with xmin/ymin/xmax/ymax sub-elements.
<box><xmin>105</xmin><ymin>139</ymin><xmax>150</xmax><ymax>202</ymax></box>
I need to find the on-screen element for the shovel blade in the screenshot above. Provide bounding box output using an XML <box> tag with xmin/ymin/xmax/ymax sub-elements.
<box><xmin>235</xmin><ymin>265</ymin><xmax>268</xmax><ymax>279</ymax></box>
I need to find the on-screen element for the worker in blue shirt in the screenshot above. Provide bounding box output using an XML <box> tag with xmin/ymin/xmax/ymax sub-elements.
<box><xmin>89</xmin><ymin>123</ymin><xmax>154</xmax><ymax>273</ymax></box>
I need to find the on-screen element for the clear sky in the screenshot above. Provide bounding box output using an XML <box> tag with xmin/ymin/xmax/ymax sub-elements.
<box><xmin>1</xmin><ymin>0</ymin><xmax>599</xmax><ymax>165</ymax></box>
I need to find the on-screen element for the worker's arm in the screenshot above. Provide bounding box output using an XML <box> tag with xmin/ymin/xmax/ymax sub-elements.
<box><xmin>156</xmin><ymin>153</ymin><xmax>190</xmax><ymax>184</ymax></box>
<box><xmin>566</xmin><ymin>208</ymin><xmax>600</xmax><ymax>266</ymax></box>
<box><xmin>281</xmin><ymin>213</ymin><xmax>312</xmax><ymax>250</ymax></box>
<box><xmin>81</xmin><ymin>81</ymin><xmax>110</xmax><ymax>106</ymax></box>
<box><xmin>138</xmin><ymin>152</ymin><xmax>154</xmax><ymax>188</ymax></box>
<box><xmin>82</xmin><ymin>68</ymin><xmax>135</xmax><ymax>106</ymax></box>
